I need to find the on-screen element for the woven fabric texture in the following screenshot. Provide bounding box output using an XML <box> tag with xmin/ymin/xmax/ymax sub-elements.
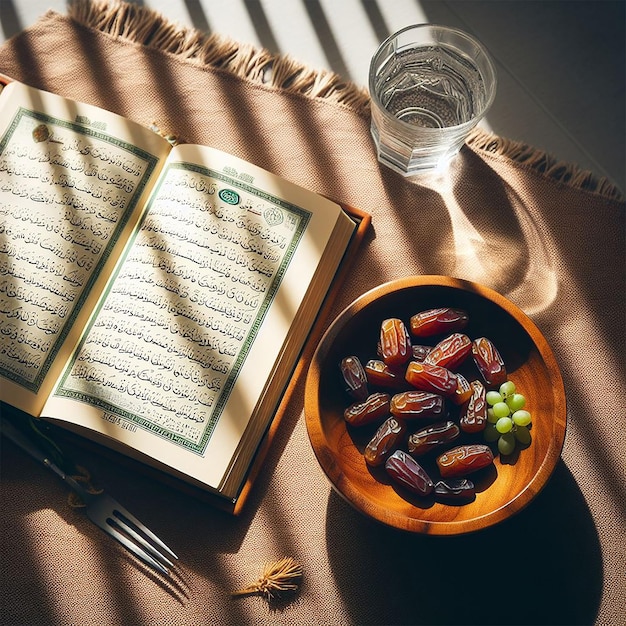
<box><xmin>1</xmin><ymin>3</ymin><xmax>624</xmax><ymax>625</ymax></box>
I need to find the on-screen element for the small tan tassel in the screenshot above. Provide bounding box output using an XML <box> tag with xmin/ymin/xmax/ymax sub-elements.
<box><xmin>232</xmin><ymin>557</ymin><xmax>303</xmax><ymax>600</ymax></box>
<box><xmin>149</xmin><ymin>122</ymin><xmax>182</xmax><ymax>146</ymax></box>
<box><xmin>67</xmin><ymin>465</ymin><xmax>104</xmax><ymax>508</ymax></box>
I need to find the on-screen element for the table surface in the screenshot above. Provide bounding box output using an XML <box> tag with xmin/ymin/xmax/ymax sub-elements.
<box><xmin>1</xmin><ymin>0</ymin><xmax>624</xmax><ymax>195</ymax></box>
<box><xmin>0</xmin><ymin>4</ymin><xmax>624</xmax><ymax>626</ymax></box>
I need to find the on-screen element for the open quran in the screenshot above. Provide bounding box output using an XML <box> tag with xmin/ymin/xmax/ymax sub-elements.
<box><xmin>0</xmin><ymin>78</ymin><xmax>369</xmax><ymax>511</ymax></box>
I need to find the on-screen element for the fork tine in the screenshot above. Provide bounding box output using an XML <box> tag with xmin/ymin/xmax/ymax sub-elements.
<box><xmin>84</xmin><ymin>493</ymin><xmax>178</xmax><ymax>578</ymax></box>
<box><xmin>110</xmin><ymin>505</ymin><xmax>178</xmax><ymax>561</ymax></box>
<box><xmin>98</xmin><ymin>516</ymin><xmax>171</xmax><ymax>577</ymax></box>
<box><xmin>110</xmin><ymin>509</ymin><xmax>175</xmax><ymax>569</ymax></box>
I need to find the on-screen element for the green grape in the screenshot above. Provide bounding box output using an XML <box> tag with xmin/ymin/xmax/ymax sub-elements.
<box><xmin>492</xmin><ymin>402</ymin><xmax>510</xmax><ymax>418</ymax></box>
<box><xmin>512</xmin><ymin>410</ymin><xmax>532</xmax><ymax>427</ymax></box>
<box><xmin>487</xmin><ymin>408</ymin><xmax>498</xmax><ymax>423</ymax></box>
<box><xmin>499</xmin><ymin>380</ymin><xmax>516</xmax><ymax>398</ymax></box>
<box><xmin>495</xmin><ymin>416</ymin><xmax>513</xmax><ymax>434</ymax></box>
<box><xmin>484</xmin><ymin>423</ymin><xmax>500</xmax><ymax>442</ymax></box>
<box><xmin>506</xmin><ymin>393</ymin><xmax>526</xmax><ymax>412</ymax></box>
<box><xmin>515</xmin><ymin>425</ymin><xmax>532</xmax><ymax>445</ymax></box>
<box><xmin>498</xmin><ymin>433</ymin><xmax>516</xmax><ymax>455</ymax></box>
<box><xmin>486</xmin><ymin>391</ymin><xmax>503</xmax><ymax>406</ymax></box>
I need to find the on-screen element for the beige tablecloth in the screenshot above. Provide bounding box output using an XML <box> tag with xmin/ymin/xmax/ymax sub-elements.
<box><xmin>1</xmin><ymin>2</ymin><xmax>624</xmax><ymax>625</ymax></box>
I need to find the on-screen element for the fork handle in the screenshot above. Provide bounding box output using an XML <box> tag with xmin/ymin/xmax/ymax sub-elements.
<box><xmin>1</xmin><ymin>416</ymin><xmax>92</xmax><ymax>501</ymax></box>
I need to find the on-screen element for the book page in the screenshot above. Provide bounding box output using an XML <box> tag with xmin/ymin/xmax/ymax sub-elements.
<box><xmin>43</xmin><ymin>144</ymin><xmax>355</xmax><ymax>495</ymax></box>
<box><xmin>0</xmin><ymin>82</ymin><xmax>171</xmax><ymax>415</ymax></box>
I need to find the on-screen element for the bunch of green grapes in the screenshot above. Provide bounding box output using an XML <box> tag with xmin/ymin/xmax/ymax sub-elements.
<box><xmin>482</xmin><ymin>380</ymin><xmax>532</xmax><ymax>455</ymax></box>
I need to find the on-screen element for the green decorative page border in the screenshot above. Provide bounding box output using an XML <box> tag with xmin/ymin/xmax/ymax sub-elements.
<box><xmin>0</xmin><ymin>107</ymin><xmax>160</xmax><ymax>392</ymax></box>
<box><xmin>55</xmin><ymin>161</ymin><xmax>311</xmax><ymax>455</ymax></box>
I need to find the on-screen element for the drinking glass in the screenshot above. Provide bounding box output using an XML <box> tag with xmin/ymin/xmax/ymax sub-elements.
<box><xmin>369</xmin><ymin>24</ymin><xmax>497</xmax><ymax>176</ymax></box>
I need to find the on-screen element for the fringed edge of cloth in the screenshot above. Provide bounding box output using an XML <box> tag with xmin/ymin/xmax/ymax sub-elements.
<box><xmin>67</xmin><ymin>0</ymin><xmax>371</xmax><ymax>115</ymax></box>
<box><xmin>68</xmin><ymin>0</ymin><xmax>624</xmax><ymax>203</ymax></box>
<box><xmin>467</xmin><ymin>128</ymin><xmax>624</xmax><ymax>202</ymax></box>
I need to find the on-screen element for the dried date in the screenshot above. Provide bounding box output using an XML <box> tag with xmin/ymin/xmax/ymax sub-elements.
<box><xmin>434</xmin><ymin>478</ymin><xmax>476</xmax><ymax>502</ymax></box>
<box><xmin>364</xmin><ymin>417</ymin><xmax>407</xmax><ymax>467</ymax></box>
<box><xmin>407</xmin><ymin>420</ymin><xmax>460</xmax><ymax>456</ymax></box>
<box><xmin>344</xmin><ymin>392</ymin><xmax>391</xmax><ymax>427</ymax></box>
<box><xmin>436</xmin><ymin>444</ymin><xmax>494</xmax><ymax>478</ymax></box>
<box><xmin>459</xmin><ymin>380</ymin><xmax>488</xmax><ymax>433</ymax></box>
<box><xmin>425</xmin><ymin>333</ymin><xmax>472</xmax><ymax>371</ymax></box>
<box><xmin>385</xmin><ymin>450</ymin><xmax>434</xmax><ymax>496</ymax></box>
<box><xmin>390</xmin><ymin>390</ymin><xmax>446</xmax><ymax>420</ymax></box>
<box><xmin>340</xmin><ymin>355</ymin><xmax>369</xmax><ymax>401</ymax></box>
<box><xmin>472</xmin><ymin>337</ymin><xmax>507</xmax><ymax>387</ymax></box>
<box><xmin>409</xmin><ymin>308</ymin><xmax>469</xmax><ymax>338</ymax></box>
<box><xmin>412</xmin><ymin>344</ymin><xmax>433</xmax><ymax>362</ymax></box>
<box><xmin>451</xmin><ymin>372</ymin><xmax>472</xmax><ymax>406</ymax></box>
<box><xmin>379</xmin><ymin>318</ymin><xmax>412</xmax><ymax>366</ymax></box>
<box><xmin>364</xmin><ymin>359</ymin><xmax>406</xmax><ymax>390</ymax></box>
<box><xmin>405</xmin><ymin>361</ymin><xmax>458</xmax><ymax>398</ymax></box>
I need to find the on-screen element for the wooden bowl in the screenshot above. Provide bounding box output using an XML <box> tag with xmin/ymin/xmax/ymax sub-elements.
<box><xmin>304</xmin><ymin>276</ymin><xmax>567</xmax><ymax>534</ymax></box>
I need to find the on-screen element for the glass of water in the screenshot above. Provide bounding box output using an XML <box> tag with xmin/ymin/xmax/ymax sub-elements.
<box><xmin>369</xmin><ymin>24</ymin><xmax>497</xmax><ymax>176</ymax></box>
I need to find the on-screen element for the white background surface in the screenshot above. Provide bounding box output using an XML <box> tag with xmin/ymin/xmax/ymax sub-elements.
<box><xmin>1</xmin><ymin>0</ymin><xmax>624</xmax><ymax>193</ymax></box>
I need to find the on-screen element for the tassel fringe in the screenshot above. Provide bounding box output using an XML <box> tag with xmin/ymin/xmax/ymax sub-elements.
<box><xmin>467</xmin><ymin>128</ymin><xmax>624</xmax><ymax>202</ymax></box>
<box><xmin>67</xmin><ymin>0</ymin><xmax>624</xmax><ymax>202</ymax></box>
<box><xmin>67</xmin><ymin>0</ymin><xmax>371</xmax><ymax>114</ymax></box>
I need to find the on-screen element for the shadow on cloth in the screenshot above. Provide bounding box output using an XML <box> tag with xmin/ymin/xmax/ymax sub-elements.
<box><xmin>0</xmin><ymin>439</ymin><xmax>195</xmax><ymax>620</ymax></box>
<box><xmin>325</xmin><ymin>459</ymin><xmax>602</xmax><ymax>626</ymax></box>
<box><xmin>0</xmin><ymin>411</ymin><xmax>289</xmax><ymax>624</ymax></box>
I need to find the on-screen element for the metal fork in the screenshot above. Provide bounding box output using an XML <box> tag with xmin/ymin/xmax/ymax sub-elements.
<box><xmin>1</xmin><ymin>415</ymin><xmax>178</xmax><ymax>578</ymax></box>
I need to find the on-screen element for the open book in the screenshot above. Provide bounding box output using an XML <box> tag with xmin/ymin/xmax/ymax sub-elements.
<box><xmin>0</xmin><ymin>78</ymin><xmax>369</xmax><ymax>512</ymax></box>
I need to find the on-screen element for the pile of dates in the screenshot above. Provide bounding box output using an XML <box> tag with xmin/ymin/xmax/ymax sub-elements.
<box><xmin>339</xmin><ymin>307</ymin><xmax>525</xmax><ymax>505</ymax></box>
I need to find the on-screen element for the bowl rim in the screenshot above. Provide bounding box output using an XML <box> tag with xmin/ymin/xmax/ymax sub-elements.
<box><xmin>304</xmin><ymin>275</ymin><xmax>567</xmax><ymax>535</ymax></box>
